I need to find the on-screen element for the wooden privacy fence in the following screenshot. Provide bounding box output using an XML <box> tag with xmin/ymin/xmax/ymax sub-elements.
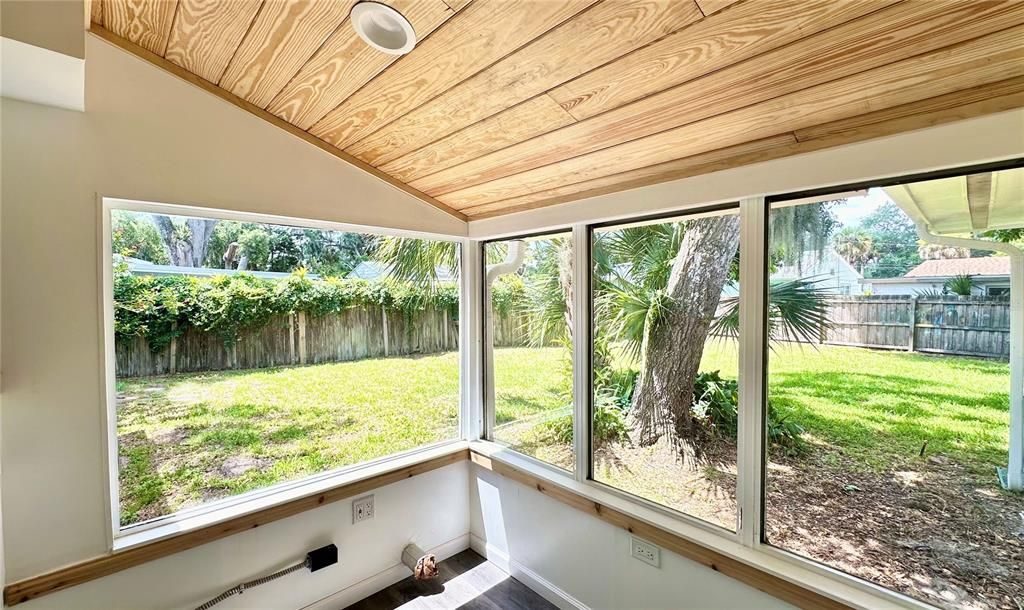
<box><xmin>117</xmin><ymin>306</ymin><xmax>530</xmax><ymax>378</ymax></box>
<box><xmin>825</xmin><ymin>295</ymin><xmax>1010</xmax><ymax>359</ymax></box>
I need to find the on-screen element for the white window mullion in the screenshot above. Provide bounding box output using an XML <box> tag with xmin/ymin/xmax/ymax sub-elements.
<box><xmin>461</xmin><ymin>238</ymin><xmax>484</xmax><ymax>441</ymax></box>
<box><xmin>572</xmin><ymin>224</ymin><xmax>591</xmax><ymax>482</ymax></box>
<box><xmin>737</xmin><ymin>196</ymin><xmax>767</xmax><ymax>547</ymax></box>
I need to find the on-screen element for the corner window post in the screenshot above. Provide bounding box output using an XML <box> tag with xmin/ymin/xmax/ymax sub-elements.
<box><xmin>461</xmin><ymin>238</ymin><xmax>483</xmax><ymax>441</ymax></box>
<box><xmin>572</xmin><ymin>224</ymin><xmax>591</xmax><ymax>482</ymax></box>
<box><xmin>737</xmin><ymin>196</ymin><xmax>767</xmax><ymax>547</ymax></box>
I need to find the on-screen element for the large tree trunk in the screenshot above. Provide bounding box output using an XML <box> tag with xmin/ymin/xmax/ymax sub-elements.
<box><xmin>559</xmin><ymin>240</ymin><xmax>573</xmax><ymax>342</ymax></box>
<box><xmin>187</xmin><ymin>218</ymin><xmax>217</xmax><ymax>266</ymax></box>
<box><xmin>630</xmin><ymin>215</ymin><xmax>741</xmax><ymax>451</ymax></box>
<box><xmin>151</xmin><ymin>215</ymin><xmax>217</xmax><ymax>267</ymax></box>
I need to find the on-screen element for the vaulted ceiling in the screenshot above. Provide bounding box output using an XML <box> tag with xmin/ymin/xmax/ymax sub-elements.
<box><xmin>90</xmin><ymin>0</ymin><xmax>1024</xmax><ymax>220</ymax></box>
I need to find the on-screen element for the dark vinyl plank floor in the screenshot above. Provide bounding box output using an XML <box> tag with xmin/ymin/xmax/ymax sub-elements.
<box><xmin>344</xmin><ymin>550</ymin><xmax>557</xmax><ymax>610</ymax></box>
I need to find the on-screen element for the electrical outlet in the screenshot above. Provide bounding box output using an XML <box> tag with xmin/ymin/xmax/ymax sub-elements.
<box><xmin>352</xmin><ymin>494</ymin><xmax>374</xmax><ymax>523</ymax></box>
<box><xmin>630</xmin><ymin>536</ymin><xmax>660</xmax><ymax>568</ymax></box>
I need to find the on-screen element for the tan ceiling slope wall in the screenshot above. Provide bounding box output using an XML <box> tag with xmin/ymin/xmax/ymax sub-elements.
<box><xmin>1</xmin><ymin>0</ymin><xmax>85</xmax><ymax>59</ymax></box>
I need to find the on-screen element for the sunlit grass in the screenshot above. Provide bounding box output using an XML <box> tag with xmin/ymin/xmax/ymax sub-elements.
<box><xmin>117</xmin><ymin>353</ymin><xmax>461</xmax><ymax>525</ymax></box>
<box><xmin>761</xmin><ymin>343</ymin><xmax>1010</xmax><ymax>473</ymax></box>
<box><xmin>118</xmin><ymin>344</ymin><xmax>1010</xmax><ymax>526</ymax></box>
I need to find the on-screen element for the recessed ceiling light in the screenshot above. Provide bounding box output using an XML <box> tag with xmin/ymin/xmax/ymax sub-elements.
<box><xmin>350</xmin><ymin>2</ymin><xmax>416</xmax><ymax>55</ymax></box>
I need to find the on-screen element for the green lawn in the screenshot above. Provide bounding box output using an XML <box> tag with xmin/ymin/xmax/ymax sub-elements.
<box><xmin>117</xmin><ymin>353</ymin><xmax>461</xmax><ymax>525</ymax></box>
<box><xmin>764</xmin><ymin>344</ymin><xmax>1010</xmax><ymax>473</ymax></box>
<box><xmin>117</xmin><ymin>344</ymin><xmax>1010</xmax><ymax>525</ymax></box>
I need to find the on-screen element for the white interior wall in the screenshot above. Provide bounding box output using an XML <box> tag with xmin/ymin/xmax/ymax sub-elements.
<box><xmin>20</xmin><ymin>462</ymin><xmax>470</xmax><ymax>610</ymax></box>
<box><xmin>469</xmin><ymin>464</ymin><xmax>793</xmax><ymax>610</ymax></box>
<box><xmin>0</xmin><ymin>32</ymin><xmax>464</xmax><ymax>587</ymax></box>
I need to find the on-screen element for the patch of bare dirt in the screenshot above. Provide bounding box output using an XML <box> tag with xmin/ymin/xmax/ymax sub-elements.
<box><xmin>766</xmin><ymin>450</ymin><xmax>1024</xmax><ymax>610</ymax></box>
<box><xmin>149</xmin><ymin>427</ymin><xmax>188</xmax><ymax>445</ymax></box>
<box><xmin>591</xmin><ymin>436</ymin><xmax>1022</xmax><ymax>609</ymax></box>
<box><xmin>218</xmin><ymin>456</ymin><xmax>269</xmax><ymax>478</ymax></box>
<box><xmin>594</xmin><ymin>438</ymin><xmax>737</xmax><ymax>530</ymax></box>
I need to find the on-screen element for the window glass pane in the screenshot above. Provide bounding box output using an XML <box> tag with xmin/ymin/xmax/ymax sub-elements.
<box><xmin>485</xmin><ymin>234</ymin><xmax>574</xmax><ymax>471</ymax></box>
<box><xmin>591</xmin><ymin>209</ymin><xmax>739</xmax><ymax>530</ymax></box>
<box><xmin>765</xmin><ymin>179</ymin><xmax>1022</xmax><ymax>608</ymax></box>
<box><xmin>110</xmin><ymin>209</ymin><xmax>460</xmax><ymax>528</ymax></box>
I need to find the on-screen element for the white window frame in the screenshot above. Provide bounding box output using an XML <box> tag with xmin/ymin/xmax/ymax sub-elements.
<box><xmin>478</xmin><ymin>228</ymin><xmax>578</xmax><ymax>479</ymax></box>
<box><xmin>100</xmin><ymin>196</ymin><xmax>470</xmax><ymax>547</ymax></box>
<box><xmin>471</xmin><ymin>194</ymin><xmax>949</xmax><ymax>609</ymax></box>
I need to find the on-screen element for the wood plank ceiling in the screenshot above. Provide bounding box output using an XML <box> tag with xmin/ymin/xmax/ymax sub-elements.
<box><xmin>90</xmin><ymin>0</ymin><xmax>1024</xmax><ymax>220</ymax></box>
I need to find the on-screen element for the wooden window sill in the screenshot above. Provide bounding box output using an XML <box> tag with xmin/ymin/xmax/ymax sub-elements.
<box><xmin>5</xmin><ymin>441</ymin><xmax>924</xmax><ymax>610</ymax></box>
<box><xmin>3</xmin><ymin>444</ymin><xmax>469</xmax><ymax>606</ymax></box>
<box><xmin>469</xmin><ymin>441</ymin><xmax>928</xmax><ymax>610</ymax></box>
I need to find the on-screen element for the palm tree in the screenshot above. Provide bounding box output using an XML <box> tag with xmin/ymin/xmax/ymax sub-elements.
<box><xmin>945</xmin><ymin>274</ymin><xmax>974</xmax><ymax>296</ymax></box>
<box><xmin>375</xmin><ymin>206</ymin><xmax>834</xmax><ymax>453</ymax></box>
<box><xmin>833</xmin><ymin>227</ymin><xmax>877</xmax><ymax>273</ymax></box>
<box><xmin>594</xmin><ymin>210</ymin><xmax>834</xmax><ymax>448</ymax></box>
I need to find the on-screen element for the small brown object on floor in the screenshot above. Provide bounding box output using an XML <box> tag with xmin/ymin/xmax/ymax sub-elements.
<box><xmin>346</xmin><ymin>550</ymin><xmax>556</xmax><ymax>610</ymax></box>
<box><xmin>401</xmin><ymin>543</ymin><xmax>439</xmax><ymax>580</ymax></box>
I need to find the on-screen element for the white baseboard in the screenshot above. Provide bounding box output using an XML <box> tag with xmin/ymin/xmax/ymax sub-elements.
<box><xmin>302</xmin><ymin>533</ymin><xmax>470</xmax><ymax>610</ymax></box>
<box><xmin>470</xmin><ymin>534</ymin><xmax>589</xmax><ymax>610</ymax></box>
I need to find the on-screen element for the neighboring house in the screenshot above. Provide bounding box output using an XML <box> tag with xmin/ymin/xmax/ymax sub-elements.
<box><xmin>862</xmin><ymin>257</ymin><xmax>1011</xmax><ymax>296</ymax></box>
<box><xmin>774</xmin><ymin>248</ymin><xmax>866</xmax><ymax>296</ymax></box>
<box><xmin>121</xmin><ymin>256</ymin><xmax>320</xmax><ymax>280</ymax></box>
<box><xmin>721</xmin><ymin>248</ymin><xmax>865</xmax><ymax>297</ymax></box>
<box><xmin>348</xmin><ymin>260</ymin><xmax>458</xmax><ymax>283</ymax></box>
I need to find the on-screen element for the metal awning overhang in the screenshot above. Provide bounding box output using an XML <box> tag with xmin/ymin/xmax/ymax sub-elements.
<box><xmin>884</xmin><ymin>167</ymin><xmax>1024</xmax><ymax>236</ymax></box>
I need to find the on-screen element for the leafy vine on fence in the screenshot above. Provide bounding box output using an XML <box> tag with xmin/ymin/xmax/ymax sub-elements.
<box><xmin>114</xmin><ymin>264</ymin><xmax>523</xmax><ymax>351</ymax></box>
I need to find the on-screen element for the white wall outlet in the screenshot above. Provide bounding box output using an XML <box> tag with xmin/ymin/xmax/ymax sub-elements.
<box><xmin>630</xmin><ymin>536</ymin><xmax>660</xmax><ymax>568</ymax></box>
<box><xmin>352</xmin><ymin>494</ymin><xmax>374</xmax><ymax>523</ymax></box>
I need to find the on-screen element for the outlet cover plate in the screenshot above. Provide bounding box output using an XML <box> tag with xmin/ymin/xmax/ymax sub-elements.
<box><xmin>352</xmin><ymin>494</ymin><xmax>374</xmax><ymax>523</ymax></box>
<box><xmin>630</xmin><ymin>536</ymin><xmax>660</xmax><ymax>568</ymax></box>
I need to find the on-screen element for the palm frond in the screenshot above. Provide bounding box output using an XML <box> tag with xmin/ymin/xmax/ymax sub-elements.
<box><xmin>595</xmin><ymin>223</ymin><xmax>682</xmax><ymax>292</ymax></box>
<box><xmin>710</xmin><ymin>276</ymin><xmax>833</xmax><ymax>345</ymax></box>
<box><xmin>523</xmin><ymin>238</ymin><xmax>572</xmax><ymax>346</ymax></box>
<box><xmin>944</xmin><ymin>274</ymin><xmax>974</xmax><ymax>297</ymax></box>
<box><xmin>374</xmin><ymin>237</ymin><xmax>458</xmax><ymax>289</ymax></box>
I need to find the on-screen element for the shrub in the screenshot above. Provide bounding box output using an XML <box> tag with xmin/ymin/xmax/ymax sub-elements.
<box><xmin>605</xmin><ymin>368</ymin><xmax>638</xmax><ymax>409</ymax></box>
<box><xmin>944</xmin><ymin>273</ymin><xmax>974</xmax><ymax>297</ymax></box>
<box><xmin>543</xmin><ymin>399</ymin><xmax>629</xmax><ymax>446</ymax></box>
<box><xmin>766</xmin><ymin>405</ymin><xmax>805</xmax><ymax>456</ymax></box>
<box><xmin>690</xmin><ymin>370</ymin><xmax>739</xmax><ymax>438</ymax></box>
<box><xmin>689</xmin><ymin>369</ymin><xmax>804</xmax><ymax>453</ymax></box>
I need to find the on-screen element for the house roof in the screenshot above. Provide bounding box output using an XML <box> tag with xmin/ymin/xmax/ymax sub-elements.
<box><xmin>348</xmin><ymin>261</ymin><xmax>457</xmax><ymax>283</ymax></box>
<box><xmin>122</xmin><ymin>256</ymin><xmax>320</xmax><ymax>280</ymax></box>
<box><xmin>903</xmin><ymin>257</ymin><xmax>1011</xmax><ymax>278</ymax></box>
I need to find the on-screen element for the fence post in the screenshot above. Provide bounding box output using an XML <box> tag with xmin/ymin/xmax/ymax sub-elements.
<box><xmin>169</xmin><ymin>321</ymin><xmax>178</xmax><ymax>375</ymax></box>
<box><xmin>382</xmin><ymin>306</ymin><xmax>389</xmax><ymax>357</ymax></box>
<box><xmin>908</xmin><ymin>296</ymin><xmax>918</xmax><ymax>352</ymax></box>
<box><xmin>298</xmin><ymin>311</ymin><xmax>307</xmax><ymax>365</ymax></box>
<box><xmin>289</xmin><ymin>312</ymin><xmax>296</xmax><ymax>364</ymax></box>
<box><xmin>443</xmin><ymin>309</ymin><xmax>449</xmax><ymax>349</ymax></box>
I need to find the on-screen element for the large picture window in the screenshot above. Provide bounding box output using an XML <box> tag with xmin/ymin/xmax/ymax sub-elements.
<box><xmin>107</xmin><ymin>205</ymin><xmax>461</xmax><ymax>529</ymax></box>
<box><xmin>470</xmin><ymin>161</ymin><xmax>1023</xmax><ymax>610</ymax></box>
<box><xmin>764</xmin><ymin>174</ymin><xmax>1022</xmax><ymax>609</ymax></box>
<box><xmin>484</xmin><ymin>233</ymin><xmax>574</xmax><ymax>471</ymax></box>
<box><xmin>590</xmin><ymin>208</ymin><xmax>741</xmax><ymax>530</ymax></box>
